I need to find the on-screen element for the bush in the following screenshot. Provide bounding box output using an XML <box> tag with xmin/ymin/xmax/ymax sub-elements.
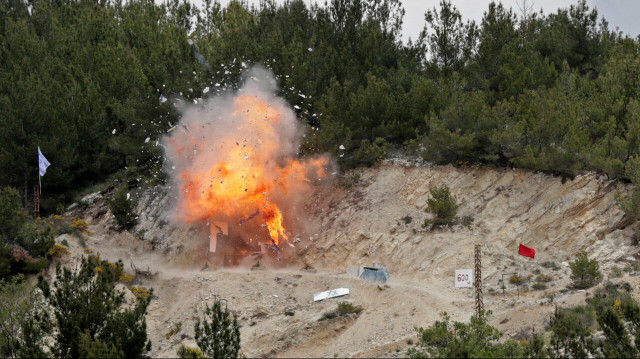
<box><xmin>177</xmin><ymin>345</ymin><xmax>204</xmax><ymax>359</ymax></box>
<box><xmin>338</xmin><ymin>171</ymin><xmax>361</xmax><ymax>188</ymax></box>
<box><xmin>410</xmin><ymin>311</ymin><xmax>526</xmax><ymax>358</ymax></box>
<box><xmin>342</xmin><ymin>138</ymin><xmax>388</xmax><ymax>168</ymax></box>
<box><xmin>570</xmin><ymin>252</ymin><xmax>603</xmax><ymax>289</ymax></box>
<box><xmin>320</xmin><ymin>301</ymin><xmax>363</xmax><ymax>321</ymax></box>
<box><xmin>109</xmin><ymin>187</ymin><xmax>137</xmax><ymax>230</ymax></box>
<box><xmin>48</xmin><ymin>244</ymin><xmax>70</xmax><ymax>258</ymax></box>
<box><xmin>0</xmin><ymin>274</ymin><xmax>37</xmax><ymax>358</ymax></box>
<box><xmin>401</xmin><ymin>215</ymin><xmax>413</xmax><ymax>224</ymax></box>
<box><xmin>509</xmin><ymin>273</ymin><xmax>524</xmax><ymax>285</ymax></box>
<box><xmin>71</xmin><ymin>218</ymin><xmax>89</xmax><ymax>233</ymax></box>
<box><xmin>30</xmin><ymin>256</ymin><xmax>152</xmax><ymax>358</ymax></box>
<box><xmin>532</xmin><ymin>282</ymin><xmax>547</xmax><ymax>290</ymax></box>
<box><xmin>536</xmin><ymin>274</ymin><xmax>553</xmax><ymax>283</ymax></box>
<box><xmin>194</xmin><ymin>299</ymin><xmax>240</xmax><ymax>359</ymax></box>
<box><xmin>0</xmin><ymin>187</ymin><xmax>28</xmax><ymax>241</ymax></box>
<box><xmin>424</xmin><ymin>185</ymin><xmax>458</xmax><ymax>229</ymax></box>
<box><xmin>541</xmin><ymin>261</ymin><xmax>561</xmax><ymax>271</ymax></box>
<box><xmin>337</xmin><ymin>301</ymin><xmax>363</xmax><ymax>316</ymax></box>
<box><xmin>17</xmin><ymin>224</ymin><xmax>55</xmax><ymax>258</ymax></box>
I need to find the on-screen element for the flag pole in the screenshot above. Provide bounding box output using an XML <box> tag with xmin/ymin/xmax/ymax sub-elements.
<box><xmin>38</xmin><ymin>173</ymin><xmax>42</xmax><ymax>195</ymax></box>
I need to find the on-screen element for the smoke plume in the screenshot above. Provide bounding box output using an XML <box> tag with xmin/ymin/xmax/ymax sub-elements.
<box><xmin>162</xmin><ymin>66</ymin><xmax>331</xmax><ymax>253</ymax></box>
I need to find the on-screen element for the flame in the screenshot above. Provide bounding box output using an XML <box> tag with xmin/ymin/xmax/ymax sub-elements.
<box><xmin>164</xmin><ymin>83</ymin><xmax>329</xmax><ymax>248</ymax></box>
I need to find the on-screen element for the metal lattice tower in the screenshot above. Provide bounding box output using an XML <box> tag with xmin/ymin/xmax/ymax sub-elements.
<box><xmin>474</xmin><ymin>244</ymin><xmax>483</xmax><ymax>317</ymax></box>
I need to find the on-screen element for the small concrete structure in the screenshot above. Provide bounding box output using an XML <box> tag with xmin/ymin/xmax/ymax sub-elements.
<box><xmin>347</xmin><ymin>263</ymin><xmax>389</xmax><ymax>283</ymax></box>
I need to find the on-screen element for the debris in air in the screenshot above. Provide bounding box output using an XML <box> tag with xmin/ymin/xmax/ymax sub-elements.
<box><xmin>339</xmin><ymin>145</ymin><xmax>345</xmax><ymax>150</ymax></box>
<box><xmin>238</xmin><ymin>209</ymin><xmax>260</xmax><ymax>225</ymax></box>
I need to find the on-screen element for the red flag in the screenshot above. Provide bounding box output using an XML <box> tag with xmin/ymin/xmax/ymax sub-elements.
<box><xmin>519</xmin><ymin>244</ymin><xmax>535</xmax><ymax>258</ymax></box>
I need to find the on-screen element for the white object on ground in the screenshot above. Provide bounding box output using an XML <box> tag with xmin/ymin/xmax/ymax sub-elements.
<box><xmin>313</xmin><ymin>287</ymin><xmax>349</xmax><ymax>302</ymax></box>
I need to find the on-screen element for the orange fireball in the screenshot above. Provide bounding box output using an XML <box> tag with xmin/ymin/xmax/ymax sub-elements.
<box><xmin>163</xmin><ymin>78</ymin><xmax>330</xmax><ymax>248</ymax></box>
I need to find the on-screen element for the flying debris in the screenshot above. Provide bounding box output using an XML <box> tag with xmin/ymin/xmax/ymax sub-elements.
<box><xmin>159</xmin><ymin>94</ymin><xmax>167</xmax><ymax>103</ymax></box>
<box><xmin>188</xmin><ymin>39</ymin><xmax>211</xmax><ymax>71</ymax></box>
<box><xmin>238</xmin><ymin>209</ymin><xmax>260</xmax><ymax>225</ymax></box>
<box><xmin>161</xmin><ymin>66</ymin><xmax>333</xmax><ymax>265</ymax></box>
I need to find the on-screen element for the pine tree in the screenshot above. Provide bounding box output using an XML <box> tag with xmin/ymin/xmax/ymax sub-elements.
<box><xmin>569</xmin><ymin>252</ymin><xmax>602</xmax><ymax>289</ymax></box>
<box><xmin>194</xmin><ymin>299</ymin><xmax>241</xmax><ymax>359</ymax></box>
<box><xmin>33</xmin><ymin>256</ymin><xmax>152</xmax><ymax>358</ymax></box>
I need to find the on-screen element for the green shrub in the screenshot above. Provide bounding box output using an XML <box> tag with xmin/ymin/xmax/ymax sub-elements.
<box><xmin>541</xmin><ymin>261</ymin><xmax>561</xmax><ymax>271</ymax></box>
<box><xmin>337</xmin><ymin>301</ymin><xmax>363</xmax><ymax>316</ymax></box>
<box><xmin>28</xmin><ymin>256</ymin><xmax>152</xmax><ymax>358</ymax></box>
<box><xmin>532</xmin><ymin>282</ymin><xmax>547</xmax><ymax>290</ymax></box>
<box><xmin>509</xmin><ymin>273</ymin><xmax>524</xmax><ymax>285</ymax></box>
<box><xmin>343</xmin><ymin>138</ymin><xmax>387</xmax><ymax>168</ymax></box>
<box><xmin>177</xmin><ymin>345</ymin><xmax>204</xmax><ymax>359</ymax></box>
<box><xmin>320</xmin><ymin>301</ymin><xmax>363</xmax><ymax>321</ymax></box>
<box><xmin>109</xmin><ymin>187</ymin><xmax>137</xmax><ymax>230</ymax></box>
<box><xmin>410</xmin><ymin>311</ymin><xmax>526</xmax><ymax>358</ymax></box>
<box><xmin>17</xmin><ymin>225</ymin><xmax>55</xmax><ymax>258</ymax></box>
<box><xmin>570</xmin><ymin>252</ymin><xmax>602</xmax><ymax>289</ymax></box>
<box><xmin>424</xmin><ymin>185</ymin><xmax>458</xmax><ymax>229</ymax></box>
<box><xmin>536</xmin><ymin>274</ymin><xmax>553</xmax><ymax>283</ymax></box>
<box><xmin>401</xmin><ymin>215</ymin><xmax>412</xmax><ymax>224</ymax></box>
<box><xmin>459</xmin><ymin>215</ymin><xmax>474</xmax><ymax>227</ymax></box>
<box><xmin>0</xmin><ymin>187</ymin><xmax>28</xmax><ymax>241</ymax></box>
<box><xmin>194</xmin><ymin>299</ymin><xmax>240</xmax><ymax>359</ymax></box>
<box><xmin>339</xmin><ymin>171</ymin><xmax>361</xmax><ymax>188</ymax></box>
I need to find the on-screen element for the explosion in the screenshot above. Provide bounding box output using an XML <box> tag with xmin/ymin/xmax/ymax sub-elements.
<box><xmin>162</xmin><ymin>67</ymin><xmax>331</xmax><ymax>261</ymax></box>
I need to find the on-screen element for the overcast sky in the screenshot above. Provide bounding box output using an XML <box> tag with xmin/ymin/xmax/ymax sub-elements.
<box><xmin>188</xmin><ymin>0</ymin><xmax>640</xmax><ymax>43</ymax></box>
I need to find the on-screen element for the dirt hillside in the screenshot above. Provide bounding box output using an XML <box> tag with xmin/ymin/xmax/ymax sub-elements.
<box><xmin>55</xmin><ymin>159</ymin><xmax>640</xmax><ymax>357</ymax></box>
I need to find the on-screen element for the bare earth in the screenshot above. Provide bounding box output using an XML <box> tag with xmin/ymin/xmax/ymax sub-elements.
<box><xmin>54</xmin><ymin>159</ymin><xmax>640</xmax><ymax>357</ymax></box>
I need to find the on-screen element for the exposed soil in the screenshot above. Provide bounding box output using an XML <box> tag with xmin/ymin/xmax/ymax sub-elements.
<box><xmin>55</xmin><ymin>159</ymin><xmax>640</xmax><ymax>357</ymax></box>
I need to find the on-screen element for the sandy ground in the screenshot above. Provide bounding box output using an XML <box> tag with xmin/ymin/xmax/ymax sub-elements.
<box><xmin>55</xmin><ymin>159</ymin><xmax>640</xmax><ymax>357</ymax></box>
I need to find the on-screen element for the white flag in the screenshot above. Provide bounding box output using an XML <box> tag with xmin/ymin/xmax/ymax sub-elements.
<box><xmin>38</xmin><ymin>147</ymin><xmax>50</xmax><ymax>176</ymax></box>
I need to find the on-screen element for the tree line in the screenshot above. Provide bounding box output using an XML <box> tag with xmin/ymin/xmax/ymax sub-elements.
<box><xmin>1</xmin><ymin>0</ymin><xmax>640</xmax><ymax>213</ymax></box>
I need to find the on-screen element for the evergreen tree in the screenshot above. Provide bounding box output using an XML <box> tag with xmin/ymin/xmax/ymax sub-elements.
<box><xmin>424</xmin><ymin>185</ymin><xmax>458</xmax><ymax>229</ymax></box>
<box><xmin>33</xmin><ymin>256</ymin><xmax>152</xmax><ymax>358</ymax></box>
<box><xmin>194</xmin><ymin>298</ymin><xmax>241</xmax><ymax>359</ymax></box>
<box><xmin>569</xmin><ymin>251</ymin><xmax>603</xmax><ymax>289</ymax></box>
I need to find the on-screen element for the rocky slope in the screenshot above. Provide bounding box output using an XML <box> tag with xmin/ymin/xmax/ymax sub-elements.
<box><xmin>58</xmin><ymin>159</ymin><xmax>640</xmax><ymax>357</ymax></box>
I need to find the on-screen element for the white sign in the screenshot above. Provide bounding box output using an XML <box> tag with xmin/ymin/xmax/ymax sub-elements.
<box><xmin>455</xmin><ymin>269</ymin><xmax>473</xmax><ymax>288</ymax></box>
<box><xmin>313</xmin><ymin>287</ymin><xmax>350</xmax><ymax>302</ymax></box>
